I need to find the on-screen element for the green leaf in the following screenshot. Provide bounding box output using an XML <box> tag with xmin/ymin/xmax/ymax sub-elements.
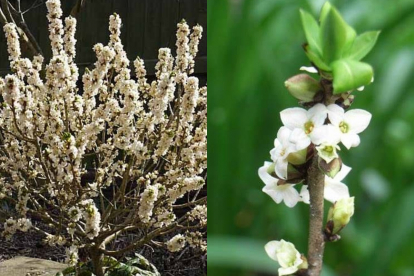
<box><xmin>300</xmin><ymin>9</ymin><xmax>322</xmax><ymax>56</ymax></box>
<box><xmin>107</xmin><ymin>264</ymin><xmax>133</xmax><ymax>276</ymax></box>
<box><xmin>346</xmin><ymin>31</ymin><xmax>381</xmax><ymax>61</ymax></box>
<box><xmin>319</xmin><ymin>2</ymin><xmax>332</xmax><ymax>24</ymax></box>
<box><xmin>342</xmin><ymin>25</ymin><xmax>357</xmax><ymax>58</ymax></box>
<box><xmin>304</xmin><ymin>44</ymin><xmax>331</xmax><ymax>71</ymax></box>
<box><xmin>331</xmin><ymin>59</ymin><xmax>373</xmax><ymax>93</ymax></box>
<box><xmin>320</xmin><ymin>6</ymin><xmax>353</xmax><ymax>63</ymax></box>
<box><xmin>208</xmin><ymin>236</ymin><xmax>279</xmax><ymax>273</ymax></box>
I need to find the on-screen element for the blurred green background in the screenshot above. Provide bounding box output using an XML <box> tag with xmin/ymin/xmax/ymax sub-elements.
<box><xmin>208</xmin><ymin>0</ymin><xmax>414</xmax><ymax>275</ymax></box>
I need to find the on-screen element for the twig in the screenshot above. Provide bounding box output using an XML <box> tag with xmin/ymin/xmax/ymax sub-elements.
<box><xmin>306</xmin><ymin>154</ymin><xmax>326</xmax><ymax>276</ymax></box>
<box><xmin>22</xmin><ymin>0</ymin><xmax>44</xmax><ymax>15</ymax></box>
<box><xmin>70</xmin><ymin>0</ymin><xmax>86</xmax><ymax>18</ymax></box>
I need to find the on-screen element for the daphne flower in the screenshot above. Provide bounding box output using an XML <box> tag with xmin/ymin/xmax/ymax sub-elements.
<box><xmin>311</xmin><ymin>124</ymin><xmax>342</xmax><ymax>163</ymax></box>
<box><xmin>258</xmin><ymin>162</ymin><xmax>301</xmax><ymax>208</ymax></box>
<box><xmin>327</xmin><ymin>104</ymin><xmax>372</xmax><ymax>149</ymax></box>
<box><xmin>300</xmin><ymin>164</ymin><xmax>351</xmax><ymax>203</ymax></box>
<box><xmin>265</xmin><ymin>239</ymin><xmax>307</xmax><ymax>276</ymax></box>
<box><xmin>167</xmin><ymin>234</ymin><xmax>186</xmax><ymax>252</ymax></box>
<box><xmin>280</xmin><ymin>104</ymin><xmax>328</xmax><ymax>151</ymax></box>
<box><xmin>270</xmin><ymin>127</ymin><xmax>294</xmax><ymax>179</ymax></box>
<box><xmin>65</xmin><ymin>245</ymin><xmax>79</xmax><ymax>266</ymax></box>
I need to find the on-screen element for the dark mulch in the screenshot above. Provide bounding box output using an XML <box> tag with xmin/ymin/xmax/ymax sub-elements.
<box><xmin>0</xmin><ymin>224</ymin><xmax>65</xmax><ymax>263</ymax></box>
<box><xmin>0</xmin><ymin>220</ymin><xmax>206</xmax><ymax>276</ymax></box>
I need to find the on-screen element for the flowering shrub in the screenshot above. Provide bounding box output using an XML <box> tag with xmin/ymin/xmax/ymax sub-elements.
<box><xmin>258</xmin><ymin>2</ymin><xmax>378</xmax><ymax>275</ymax></box>
<box><xmin>0</xmin><ymin>0</ymin><xmax>207</xmax><ymax>275</ymax></box>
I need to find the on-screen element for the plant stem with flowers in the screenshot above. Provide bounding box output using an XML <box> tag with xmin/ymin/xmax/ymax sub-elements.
<box><xmin>259</xmin><ymin>2</ymin><xmax>379</xmax><ymax>276</ymax></box>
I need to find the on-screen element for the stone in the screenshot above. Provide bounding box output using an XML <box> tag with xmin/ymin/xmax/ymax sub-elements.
<box><xmin>0</xmin><ymin>256</ymin><xmax>67</xmax><ymax>276</ymax></box>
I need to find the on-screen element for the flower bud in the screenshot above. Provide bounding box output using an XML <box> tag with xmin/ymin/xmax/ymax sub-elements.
<box><xmin>316</xmin><ymin>143</ymin><xmax>340</xmax><ymax>164</ymax></box>
<box><xmin>287</xmin><ymin>148</ymin><xmax>307</xmax><ymax>165</ymax></box>
<box><xmin>284</xmin><ymin>74</ymin><xmax>320</xmax><ymax>102</ymax></box>
<box><xmin>265</xmin><ymin>239</ymin><xmax>307</xmax><ymax>276</ymax></box>
<box><xmin>286</xmin><ymin>164</ymin><xmax>303</xmax><ymax>181</ymax></box>
<box><xmin>327</xmin><ymin>197</ymin><xmax>354</xmax><ymax>234</ymax></box>
<box><xmin>318</xmin><ymin>156</ymin><xmax>342</xmax><ymax>178</ymax></box>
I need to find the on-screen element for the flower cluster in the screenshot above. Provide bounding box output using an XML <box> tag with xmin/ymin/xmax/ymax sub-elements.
<box><xmin>166</xmin><ymin>234</ymin><xmax>186</xmax><ymax>252</ymax></box>
<box><xmin>0</xmin><ymin>0</ymin><xmax>206</xmax><ymax>271</ymax></box>
<box><xmin>259</xmin><ymin>101</ymin><xmax>371</xmax><ymax>208</ymax></box>
<box><xmin>65</xmin><ymin>245</ymin><xmax>79</xmax><ymax>266</ymax></box>
<box><xmin>3</xmin><ymin>23</ymin><xmax>20</xmax><ymax>61</ymax></box>
<box><xmin>46</xmin><ymin>0</ymin><xmax>64</xmax><ymax>55</ymax></box>
<box><xmin>2</xmin><ymin>217</ymin><xmax>32</xmax><ymax>240</ymax></box>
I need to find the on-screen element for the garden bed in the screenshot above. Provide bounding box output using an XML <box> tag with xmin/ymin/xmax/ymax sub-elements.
<box><xmin>0</xmin><ymin>221</ymin><xmax>206</xmax><ymax>276</ymax></box>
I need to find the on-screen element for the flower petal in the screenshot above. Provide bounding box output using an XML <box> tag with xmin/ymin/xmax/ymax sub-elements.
<box><xmin>310</xmin><ymin>125</ymin><xmax>341</xmax><ymax>145</ymax></box>
<box><xmin>258</xmin><ymin>162</ymin><xmax>278</xmax><ymax>186</ymax></box>
<box><xmin>299</xmin><ymin>185</ymin><xmax>310</xmax><ymax>204</ymax></box>
<box><xmin>324</xmin><ymin>181</ymin><xmax>349</xmax><ymax>203</ymax></box>
<box><xmin>270</xmin><ymin>148</ymin><xmax>277</xmax><ymax>162</ymax></box>
<box><xmin>341</xmin><ymin>132</ymin><xmax>360</xmax><ymax>149</ymax></box>
<box><xmin>289</xmin><ymin>128</ymin><xmax>311</xmax><ymax>151</ymax></box>
<box><xmin>264</xmin><ymin>241</ymin><xmax>281</xmax><ymax>262</ymax></box>
<box><xmin>275</xmin><ymin>159</ymin><xmax>288</xmax><ymax>179</ymax></box>
<box><xmin>345</xmin><ymin>109</ymin><xmax>372</xmax><ymax>133</ymax></box>
<box><xmin>262</xmin><ymin>183</ymin><xmax>283</xmax><ymax>204</ymax></box>
<box><xmin>280</xmin><ymin>108</ymin><xmax>308</xmax><ymax>129</ymax></box>
<box><xmin>282</xmin><ymin>185</ymin><xmax>301</xmax><ymax>207</ymax></box>
<box><xmin>273</xmin><ymin>138</ymin><xmax>281</xmax><ymax>149</ymax></box>
<box><xmin>308</xmin><ymin>103</ymin><xmax>328</xmax><ymax>126</ymax></box>
<box><xmin>327</xmin><ymin>104</ymin><xmax>345</xmax><ymax>126</ymax></box>
<box><xmin>278</xmin><ymin>126</ymin><xmax>293</xmax><ymax>145</ymax></box>
<box><xmin>333</xmin><ymin>164</ymin><xmax>351</xmax><ymax>182</ymax></box>
<box><xmin>300</xmin><ymin>66</ymin><xmax>318</xmax><ymax>73</ymax></box>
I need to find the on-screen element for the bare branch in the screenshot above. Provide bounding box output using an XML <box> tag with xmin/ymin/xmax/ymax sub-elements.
<box><xmin>70</xmin><ymin>0</ymin><xmax>86</xmax><ymax>18</ymax></box>
<box><xmin>0</xmin><ymin>0</ymin><xmax>43</xmax><ymax>57</ymax></box>
<box><xmin>306</xmin><ymin>154</ymin><xmax>326</xmax><ymax>276</ymax></box>
<box><xmin>23</xmin><ymin>0</ymin><xmax>45</xmax><ymax>15</ymax></box>
<box><xmin>0</xmin><ymin>0</ymin><xmax>13</xmax><ymax>22</ymax></box>
<box><xmin>0</xmin><ymin>7</ymin><xmax>7</xmax><ymax>24</ymax></box>
<box><xmin>6</xmin><ymin>0</ymin><xmax>43</xmax><ymax>56</ymax></box>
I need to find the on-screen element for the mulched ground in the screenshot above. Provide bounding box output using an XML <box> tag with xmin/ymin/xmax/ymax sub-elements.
<box><xmin>0</xmin><ymin>220</ymin><xmax>206</xmax><ymax>276</ymax></box>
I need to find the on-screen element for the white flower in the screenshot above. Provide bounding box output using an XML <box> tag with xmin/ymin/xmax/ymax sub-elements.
<box><xmin>311</xmin><ymin>124</ymin><xmax>342</xmax><ymax>163</ymax></box>
<box><xmin>258</xmin><ymin>162</ymin><xmax>301</xmax><ymax>208</ymax></box>
<box><xmin>300</xmin><ymin>164</ymin><xmax>351</xmax><ymax>204</ymax></box>
<box><xmin>265</xmin><ymin>239</ymin><xmax>306</xmax><ymax>276</ymax></box>
<box><xmin>16</xmin><ymin>218</ymin><xmax>32</xmax><ymax>232</ymax></box>
<box><xmin>280</xmin><ymin>104</ymin><xmax>328</xmax><ymax>151</ymax></box>
<box><xmin>327</xmin><ymin>104</ymin><xmax>372</xmax><ymax>149</ymax></box>
<box><xmin>68</xmin><ymin>206</ymin><xmax>82</xmax><ymax>222</ymax></box>
<box><xmin>167</xmin><ymin>234</ymin><xmax>186</xmax><ymax>252</ymax></box>
<box><xmin>138</xmin><ymin>185</ymin><xmax>159</xmax><ymax>223</ymax></box>
<box><xmin>65</xmin><ymin>245</ymin><xmax>79</xmax><ymax>266</ymax></box>
<box><xmin>270</xmin><ymin>127</ymin><xmax>295</xmax><ymax>179</ymax></box>
<box><xmin>299</xmin><ymin>66</ymin><xmax>318</xmax><ymax>73</ymax></box>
